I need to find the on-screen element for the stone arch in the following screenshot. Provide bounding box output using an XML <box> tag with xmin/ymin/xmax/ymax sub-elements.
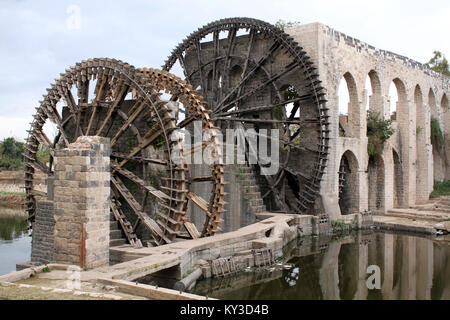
<box><xmin>429</xmin><ymin>89</ymin><xmax>438</xmax><ymax>120</ymax></box>
<box><xmin>365</xmin><ymin>70</ymin><xmax>383</xmax><ymax>115</ymax></box>
<box><xmin>389</xmin><ymin>78</ymin><xmax>407</xmax><ymax>121</ymax></box>
<box><xmin>229</xmin><ymin>64</ymin><xmax>243</xmax><ymax>89</ymax></box>
<box><xmin>430</xmin><ymin>89</ymin><xmax>445</xmax><ymax>182</ymax></box>
<box><xmin>415</xmin><ymin>85</ymin><xmax>429</xmax><ymax>203</ymax></box>
<box><xmin>338</xmin><ymin>72</ymin><xmax>360</xmax><ymax>138</ymax></box>
<box><xmin>368</xmin><ymin>154</ymin><xmax>385</xmax><ymax>212</ymax></box>
<box><xmin>442</xmin><ymin>94</ymin><xmax>450</xmax><ymax>180</ymax></box>
<box><xmin>338</xmin><ymin>150</ymin><xmax>360</xmax><ymax>215</ymax></box>
<box><xmin>392</xmin><ymin>148</ymin><xmax>404</xmax><ymax>208</ymax></box>
<box><xmin>442</xmin><ymin>94</ymin><xmax>449</xmax><ymax>111</ymax></box>
<box><xmin>207</xmin><ymin>69</ymin><xmax>213</xmax><ymax>91</ymax></box>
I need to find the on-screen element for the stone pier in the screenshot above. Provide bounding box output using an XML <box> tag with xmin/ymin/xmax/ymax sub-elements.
<box><xmin>53</xmin><ymin>136</ymin><xmax>111</xmax><ymax>269</ymax></box>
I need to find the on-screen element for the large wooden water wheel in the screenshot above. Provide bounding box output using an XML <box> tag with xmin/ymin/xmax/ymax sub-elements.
<box><xmin>163</xmin><ymin>18</ymin><xmax>329</xmax><ymax>214</ymax></box>
<box><xmin>24</xmin><ymin>58</ymin><xmax>225</xmax><ymax>247</ymax></box>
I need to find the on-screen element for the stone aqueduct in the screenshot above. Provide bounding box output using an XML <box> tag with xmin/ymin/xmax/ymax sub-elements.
<box><xmin>24</xmin><ymin>19</ymin><xmax>450</xmax><ymax>264</ymax></box>
<box><xmin>288</xmin><ymin>22</ymin><xmax>450</xmax><ymax>219</ymax></box>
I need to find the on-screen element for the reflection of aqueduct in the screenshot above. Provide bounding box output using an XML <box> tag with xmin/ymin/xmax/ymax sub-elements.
<box><xmin>288</xmin><ymin>23</ymin><xmax>450</xmax><ymax>218</ymax></box>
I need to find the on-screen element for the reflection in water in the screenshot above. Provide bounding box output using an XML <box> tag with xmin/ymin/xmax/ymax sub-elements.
<box><xmin>0</xmin><ymin>208</ymin><xmax>31</xmax><ymax>276</ymax></box>
<box><xmin>189</xmin><ymin>231</ymin><xmax>450</xmax><ymax>300</ymax></box>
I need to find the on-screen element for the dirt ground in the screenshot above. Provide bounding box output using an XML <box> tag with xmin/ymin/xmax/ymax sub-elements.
<box><xmin>0</xmin><ymin>282</ymin><xmax>110</xmax><ymax>300</ymax></box>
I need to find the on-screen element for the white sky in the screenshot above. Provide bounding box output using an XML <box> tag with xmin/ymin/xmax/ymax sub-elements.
<box><xmin>1</xmin><ymin>0</ymin><xmax>449</xmax><ymax>141</ymax></box>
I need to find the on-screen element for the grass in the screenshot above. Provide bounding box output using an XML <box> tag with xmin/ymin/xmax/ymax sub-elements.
<box><xmin>430</xmin><ymin>180</ymin><xmax>450</xmax><ymax>198</ymax></box>
<box><xmin>0</xmin><ymin>191</ymin><xmax>25</xmax><ymax>197</ymax></box>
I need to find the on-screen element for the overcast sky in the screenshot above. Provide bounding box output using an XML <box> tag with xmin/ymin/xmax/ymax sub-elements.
<box><xmin>1</xmin><ymin>0</ymin><xmax>449</xmax><ymax>141</ymax></box>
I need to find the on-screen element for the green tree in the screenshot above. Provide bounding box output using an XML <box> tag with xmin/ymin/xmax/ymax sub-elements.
<box><xmin>274</xmin><ymin>19</ymin><xmax>301</xmax><ymax>31</ymax></box>
<box><xmin>0</xmin><ymin>137</ymin><xmax>25</xmax><ymax>169</ymax></box>
<box><xmin>37</xmin><ymin>144</ymin><xmax>50</xmax><ymax>164</ymax></box>
<box><xmin>425</xmin><ymin>51</ymin><xmax>450</xmax><ymax>76</ymax></box>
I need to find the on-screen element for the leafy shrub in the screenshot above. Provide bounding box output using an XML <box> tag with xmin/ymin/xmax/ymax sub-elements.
<box><xmin>430</xmin><ymin>116</ymin><xmax>444</xmax><ymax>151</ymax></box>
<box><xmin>430</xmin><ymin>180</ymin><xmax>450</xmax><ymax>198</ymax></box>
<box><xmin>366</xmin><ymin>111</ymin><xmax>395</xmax><ymax>156</ymax></box>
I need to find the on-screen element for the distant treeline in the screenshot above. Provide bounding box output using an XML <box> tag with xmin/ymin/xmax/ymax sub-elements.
<box><xmin>0</xmin><ymin>137</ymin><xmax>50</xmax><ymax>170</ymax></box>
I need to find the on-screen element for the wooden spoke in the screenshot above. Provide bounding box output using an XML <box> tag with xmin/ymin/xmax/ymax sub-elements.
<box><xmin>86</xmin><ymin>105</ymin><xmax>98</xmax><ymax>135</ymax></box>
<box><xmin>111</xmin><ymin>152</ymin><xmax>168</xmax><ymax>166</ymax></box>
<box><xmin>189</xmin><ymin>176</ymin><xmax>214</xmax><ymax>183</ymax></box>
<box><xmin>96</xmin><ymin>83</ymin><xmax>129</xmax><ymax>136</ymax></box>
<box><xmin>224</xmin><ymin>28</ymin><xmax>237</xmax><ymax>72</ymax></box>
<box><xmin>118</xmin><ymin>116</ymin><xmax>172</xmax><ymax>168</ymax></box>
<box><xmin>283</xmin><ymin>166</ymin><xmax>311</xmax><ymax>181</ymax></box>
<box><xmin>214</xmin><ymin>94</ymin><xmax>312</xmax><ymax>118</ymax></box>
<box><xmin>215</xmin><ymin>61</ymin><xmax>299</xmax><ymax>115</ymax></box>
<box><xmin>45</xmin><ymin>104</ymin><xmax>69</xmax><ymax>146</ymax></box>
<box><xmin>214</xmin><ymin>41</ymin><xmax>281</xmax><ymax>112</ymax></box>
<box><xmin>28</xmin><ymin>189</ymin><xmax>47</xmax><ymax>197</ymax></box>
<box><xmin>213</xmin><ymin>116</ymin><xmax>307</xmax><ymax>125</ymax></box>
<box><xmin>187</xmin><ymin>192</ymin><xmax>212</xmax><ymax>217</ymax></box>
<box><xmin>184</xmin><ymin>222</ymin><xmax>200</xmax><ymax>239</ymax></box>
<box><xmin>111</xmin><ymin>163</ymin><xmax>170</xmax><ymax>202</ymax></box>
<box><xmin>27</xmin><ymin>159</ymin><xmax>51</xmax><ymax>175</ymax></box>
<box><xmin>110</xmin><ymin>99</ymin><xmax>148</xmax><ymax>147</ymax></box>
<box><xmin>62</xmin><ymin>87</ymin><xmax>85</xmax><ymax>137</ymax></box>
<box><xmin>195</xmin><ymin>40</ymin><xmax>206</xmax><ymax>91</ymax></box>
<box><xmin>111</xmin><ymin>175</ymin><xmax>171</xmax><ymax>245</ymax></box>
<box><xmin>110</xmin><ymin>200</ymin><xmax>142</xmax><ymax>247</ymax></box>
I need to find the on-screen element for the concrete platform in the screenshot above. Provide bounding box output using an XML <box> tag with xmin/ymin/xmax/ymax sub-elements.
<box><xmin>2</xmin><ymin>213</ymin><xmax>314</xmax><ymax>300</ymax></box>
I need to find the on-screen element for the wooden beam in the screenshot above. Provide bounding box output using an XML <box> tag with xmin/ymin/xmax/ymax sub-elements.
<box><xmin>111</xmin><ymin>175</ymin><xmax>171</xmax><ymax>245</ymax></box>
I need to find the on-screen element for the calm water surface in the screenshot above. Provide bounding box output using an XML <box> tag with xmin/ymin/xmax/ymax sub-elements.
<box><xmin>189</xmin><ymin>231</ymin><xmax>450</xmax><ymax>300</ymax></box>
<box><xmin>0</xmin><ymin>207</ymin><xmax>31</xmax><ymax>276</ymax></box>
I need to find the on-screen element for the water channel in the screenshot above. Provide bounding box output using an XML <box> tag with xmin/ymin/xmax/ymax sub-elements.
<box><xmin>0</xmin><ymin>207</ymin><xmax>31</xmax><ymax>276</ymax></box>
<box><xmin>188</xmin><ymin>231</ymin><xmax>450</xmax><ymax>300</ymax></box>
<box><xmin>0</xmin><ymin>207</ymin><xmax>449</xmax><ymax>300</ymax></box>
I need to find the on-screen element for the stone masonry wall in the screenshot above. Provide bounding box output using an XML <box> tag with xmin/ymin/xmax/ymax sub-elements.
<box><xmin>30</xmin><ymin>200</ymin><xmax>55</xmax><ymax>264</ymax></box>
<box><xmin>53</xmin><ymin>136</ymin><xmax>110</xmax><ymax>269</ymax></box>
<box><xmin>287</xmin><ymin>23</ymin><xmax>450</xmax><ymax>218</ymax></box>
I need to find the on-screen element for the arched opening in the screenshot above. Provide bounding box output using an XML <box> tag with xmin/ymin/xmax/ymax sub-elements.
<box><xmin>229</xmin><ymin>65</ymin><xmax>243</xmax><ymax>89</ymax></box>
<box><xmin>442</xmin><ymin>94</ymin><xmax>450</xmax><ymax>180</ymax></box>
<box><xmin>338</xmin><ymin>72</ymin><xmax>360</xmax><ymax>138</ymax></box>
<box><xmin>368</xmin><ymin>154</ymin><xmax>385</xmax><ymax>212</ymax></box>
<box><xmin>388</xmin><ymin>82</ymin><xmax>398</xmax><ymax>120</ymax></box>
<box><xmin>430</xmin><ymin>89</ymin><xmax>445</xmax><ymax>182</ymax></box>
<box><xmin>415</xmin><ymin>85</ymin><xmax>428</xmax><ymax>202</ymax></box>
<box><xmin>429</xmin><ymin>89</ymin><xmax>438</xmax><ymax>119</ymax></box>
<box><xmin>442</xmin><ymin>94</ymin><xmax>449</xmax><ymax>111</ymax></box>
<box><xmin>392</xmin><ymin>149</ymin><xmax>403</xmax><ymax>208</ymax></box>
<box><xmin>207</xmin><ymin>70</ymin><xmax>213</xmax><ymax>91</ymax></box>
<box><xmin>365</xmin><ymin>70</ymin><xmax>382</xmax><ymax>114</ymax></box>
<box><xmin>338</xmin><ymin>150</ymin><xmax>360</xmax><ymax>215</ymax></box>
<box><xmin>388</xmin><ymin>78</ymin><xmax>407</xmax><ymax>121</ymax></box>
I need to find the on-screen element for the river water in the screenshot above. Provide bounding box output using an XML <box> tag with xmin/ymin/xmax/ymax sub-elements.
<box><xmin>0</xmin><ymin>208</ymin><xmax>449</xmax><ymax>300</ymax></box>
<box><xmin>0</xmin><ymin>208</ymin><xmax>31</xmax><ymax>276</ymax></box>
<box><xmin>188</xmin><ymin>231</ymin><xmax>450</xmax><ymax>300</ymax></box>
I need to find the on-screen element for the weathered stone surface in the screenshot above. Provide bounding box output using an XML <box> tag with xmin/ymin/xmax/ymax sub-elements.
<box><xmin>287</xmin><ymin>23</ymin><xmax>449</xmax><ymax>219</ymax></box>
<box><xmin>53</xmin><ymin>136</ymin><xmax>111</xmax><ymax>269</ymax></box>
